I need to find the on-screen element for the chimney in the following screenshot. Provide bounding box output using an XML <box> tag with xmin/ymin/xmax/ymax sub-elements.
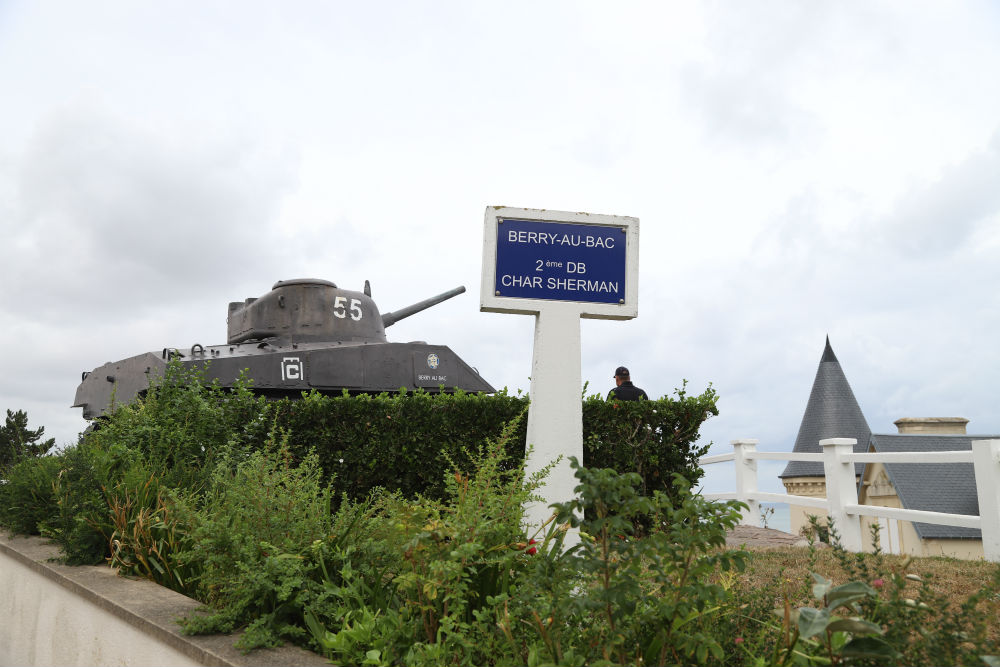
<box><xmin>894</xmin><ymin>417</ymin><xmax>968</xmax><ymax>435</ymax></box>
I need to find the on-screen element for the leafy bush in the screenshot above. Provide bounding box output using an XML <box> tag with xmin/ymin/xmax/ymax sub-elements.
<box><xmin>582</xmin><ymin>380</ymin><xmax>718</xmax><ymax>497</ymax></box>
<box><xmin>84</xmin><ymin>364</ymin><xmax>268</xmax><ymax>489</ymax></box>
<box><xmin>0</xmin><ymin>455</ymin><xmax>61</xmax><ymax>535</ymax></box>
<box><xmin>41</xmin><ymin>440</ymin><xmax>132</xmax><ymax>564</ymax></box>
<box><xmin>172</xmin><ymin>433</ymin><xmax>337</xmax><ymax>649</ymax></box>
<box><xmin>496</xmin><ymin>459</ymin><xmax>747</xmax><ymax>666</ymax></box>
<box><xmin>248</xmin><ymin>442</ymin><xmax>746</xmax><ymax>666</ymax></box>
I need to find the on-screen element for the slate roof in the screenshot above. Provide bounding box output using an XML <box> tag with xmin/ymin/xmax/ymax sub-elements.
<box><xmin>779</xmin><ymin>338</ymin><xmax>871</xmax><ymax>478</ymax></box>
<box><xmin>865</xmin><ymin>434</ymin><xmax>991</xmax><ymax>540</ymax></box>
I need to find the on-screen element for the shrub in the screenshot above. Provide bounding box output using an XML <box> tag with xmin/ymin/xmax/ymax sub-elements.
<box><xmin>28</xmin><ymin>364</ymin><xmax>270</xmax><ymax>565</ymax></box>
<box><xmin>41</xmin><ymin>440</ymin><xmax>134</xmax><ymax>564</ymax></box>
<box><xmin>582</xmin><ymin>380</ymin><xmax>718</xmax><ymax>497</ymax></box>
<box><xmin>172</xmin><ymin>434</ymin><xmax>338</xmax><ymax>650</ymax></box>
<box><xmin>0</xmin><ymin>455</ymin><xmax>61</xmax><ymax>535</ymax></box>
<box><xmin>495</xmin><ymin>460</ymin><xmax>747</xmax><ymax>666</ymax></box>
<box><xmin>300</xmin><ymin>445</ymin><xmax>748</xmax><ymax>666</ymax></box>
<box><xmin>83</xmin><ymin>363</ymin><xmax>267</xmax><ymax>489</ymax></box>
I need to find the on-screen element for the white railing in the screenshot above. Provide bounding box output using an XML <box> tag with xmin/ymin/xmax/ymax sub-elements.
<box><xmin>699</xmin><ymin>438</ymin><xmax>1000</xmax><ymax>562</ymax></box>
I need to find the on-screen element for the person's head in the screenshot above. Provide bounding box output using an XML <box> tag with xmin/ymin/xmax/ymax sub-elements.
<box><xmin>614</xmin><ymin>366</ymin><xmax>630</xmax><ymax>386</ymax></box>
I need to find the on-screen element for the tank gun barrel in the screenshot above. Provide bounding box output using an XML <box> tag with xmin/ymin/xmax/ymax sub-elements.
<box><xmin>382</xmin><ymin>286</ymin><xmax>466</xmax><ymax>328</ymax></box>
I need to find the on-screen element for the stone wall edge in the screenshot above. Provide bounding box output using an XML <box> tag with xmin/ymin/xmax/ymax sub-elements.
<box><xmin>0</xmin><ymin>533</ymin><xmax>328</xmax><ymax>666</ymax></box>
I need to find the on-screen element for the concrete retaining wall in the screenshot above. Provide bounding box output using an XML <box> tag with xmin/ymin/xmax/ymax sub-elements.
<box><xmin>0</xmin><ymin>533</ymin><xmax>328</xmax><ymax>667</ymax></box>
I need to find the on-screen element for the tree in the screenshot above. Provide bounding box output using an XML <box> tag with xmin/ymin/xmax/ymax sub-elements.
<box><xmin>0</xmin><ymin>409</ymin><xmax>55</xmax><ymax>470</ymax></box>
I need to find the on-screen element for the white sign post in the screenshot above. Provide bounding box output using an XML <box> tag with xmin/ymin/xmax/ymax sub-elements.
<box><xmin>480</xmin><ymin>206</ymin><xmax>639</xmax><ymax>544</ymax></box>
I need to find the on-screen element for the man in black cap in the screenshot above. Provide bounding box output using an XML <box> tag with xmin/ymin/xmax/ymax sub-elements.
<box><xmin>607</xmin><ymin>366</ymin><xmax>648</xmax><ymax>401</ymax></box>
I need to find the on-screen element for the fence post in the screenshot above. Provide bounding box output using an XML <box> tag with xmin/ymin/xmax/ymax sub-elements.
<box><xmin>821</xmin><ymin>438</ymin><xmax>863</xmax><ymax>552</ymax></box>
<box><xmin>732</xmin><ymin>439</ymin><xmax>759</xmax><ymax>526</ymax></box>
<box><xmin>972</xmin><ymin>439</ymin><xmax>1000</xmax><ymax>562</ymax></box>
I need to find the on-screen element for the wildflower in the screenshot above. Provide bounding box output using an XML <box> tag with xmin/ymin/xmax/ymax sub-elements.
<box><xmin>735</xmin><ymin>637</ymin><xmax>744</xmax><ymax>645</ymax></box>
<box><xmin>526</xmin><ymin>538</ymin><xmax>538</xmax><ymax>555</ymax></box>
<box><xmin>872</xmin><ymin>578</ymin><xmax>884</xmax><ymax>589</ymax></box>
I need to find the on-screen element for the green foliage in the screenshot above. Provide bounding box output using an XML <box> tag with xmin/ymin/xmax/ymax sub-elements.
<box><xmin>7</xmin><ymin>367</ymin><xmax>999</xmax><ymax>667</ymax></box>
<box><xmin>3</xmin><ymin>365</ymin><xmax>817</xmax><ymax>665</ymax></box>
<box><xmin>767</xmin><ymin>572</ymin><xmax>899</xmax><ymax>665</ymax></box>
<box><xmin>1</xmin><ymin>361</ymin><xmax>717</xmax><ymax>565</ymax></box>
<box><xmin>84</xmin><ymin>363</ymin><xmax>268</xmax><ymax>489</ymax></box>
<box><xmin>4</xmin><ymin>361</ymin><xmax>997</xmax><ymax>666</ymax></box>
<box><xmin>381</xmin><ymin>418</ymin><xmax>547</xmax><ymax>660</ymax></box>
<box><xmin>290</xmin><ymin>420</ymin><xmax>549</xmax><ymax>664</ymax></box>
<box><xmin>107</xmin><ymin>469</ymin><xmax>197</xmax><ymax>594</ymax></box>
<box><xmin>41</xmin><ymin>440</ymin><xmax>132</xmax><ymax>564</ymax></box>
<box><xmin>11</xmin><ymin>363</ymin><xmax>271</xmax><ymax>565</ymax></box>
<box><xmin>582</xmin><ymin>380</ymin><xmax>717</xmax><ymax>497</ymax></box>
<box><xmin>295</xmin><ymin>435</ymin><xmax>748</xmax><ymax>666</ymax></box>
<box><xmin>273</xmin><ymin>387</ymin><xmax>529</xmax><ymax>502</ymax></box>
<box><xmin>171</xmin><ymin>433</ymin><xmax>337</xmax><ymax>650</ymax></box>
<box><xmin>0</xmin><ymin>408</ymin><xmax>55</xmax><ymax>471</ymax></box>
<box><xmin>495</xmin><ymin>459</ymin><xmax>747</xmax><ymax>666</ymax></box>
<box><xmin>271</xmin><ymin>382</ymin><xmax>716</xmax><ymax>506</ymax></box>
<box><xmin>0</xmin><ymin>455</ymin><xmax>61</xmax><ymax>534</ymax></box>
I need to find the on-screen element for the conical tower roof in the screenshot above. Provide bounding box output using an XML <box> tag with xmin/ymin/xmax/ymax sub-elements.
<box><xmin>779</xmin><ymin>337</ymin><xmax>871</xmax><ymax>478</ymax></box>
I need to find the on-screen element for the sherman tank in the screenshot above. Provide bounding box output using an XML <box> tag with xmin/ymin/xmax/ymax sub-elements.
<box><xmin>73</xmin><ymin>279</ymin><xmax>495</xmax><ymax>420</ymax></box>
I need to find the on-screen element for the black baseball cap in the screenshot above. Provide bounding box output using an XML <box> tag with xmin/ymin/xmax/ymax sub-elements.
<box><xmin>614</xmin><ymin>366</ymin><xmax>630</xmax><ymax>377</ymax></box>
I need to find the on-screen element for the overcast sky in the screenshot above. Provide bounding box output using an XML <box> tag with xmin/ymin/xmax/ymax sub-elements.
<box><xmin>2</xmin><ymin>1</ymin><xmax>999</xmax><ymax>494</ymax></box>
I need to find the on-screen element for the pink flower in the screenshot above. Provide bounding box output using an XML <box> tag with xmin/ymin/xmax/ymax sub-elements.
<box><xmin>734</xmin><ymin>637</ymin><xmax>744</xmax><ymax>645</ymax></box>
<box><xmin>872</xmin><ymin>578</ymin><xmax>884</xmax><ymax>589</ymax></box>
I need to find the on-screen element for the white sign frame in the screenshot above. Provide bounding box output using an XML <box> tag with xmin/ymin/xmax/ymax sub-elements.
<box><xmin>481</xmin><ymin>206</ymin><xmax>639</xmax><ymax>319</ymax></box>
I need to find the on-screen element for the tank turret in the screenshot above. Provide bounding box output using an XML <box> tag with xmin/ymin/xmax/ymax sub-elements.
<box><xmin>74</xmin><ymin>280</ymin><xmax>494</xmax><ymax>420</ymax></box>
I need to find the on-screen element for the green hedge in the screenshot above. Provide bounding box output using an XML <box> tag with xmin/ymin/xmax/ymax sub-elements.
<box><xmin>267</xmin><ymin>381</ymin><xmax>717</xmax><ymax>503</ymax></box>
<box><xmin>271</xmin><ymin>389</ymin><xmax>528</xmax><ymax>501</ymax></box>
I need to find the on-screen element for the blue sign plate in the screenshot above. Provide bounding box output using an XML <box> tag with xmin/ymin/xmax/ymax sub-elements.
<box><xmin>494</xmin><ymin>218</ymin><xmax>627</xmax><ymax>304</ymax></box>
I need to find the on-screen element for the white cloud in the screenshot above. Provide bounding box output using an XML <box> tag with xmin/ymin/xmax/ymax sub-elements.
<box><xmin>880</xmin><ymin>130</ymin><xmax>1000</xmax><ymax>258</ymax></box>
<box><xmin>1</xmin><ymin>106</ymin><xmax>299</xmax><ymax>324</ymax></box>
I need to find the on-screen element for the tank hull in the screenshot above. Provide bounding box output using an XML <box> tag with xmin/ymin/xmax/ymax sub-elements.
<box><xmin>74</xmin><ymin>341</ymin><xmax>495</xmax><ymax>420</ymax></box>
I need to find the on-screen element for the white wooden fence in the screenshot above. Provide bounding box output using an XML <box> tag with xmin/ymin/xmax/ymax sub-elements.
<box><xmin>699</xmin><ymin>438</ymin><xmax>1000</xmax><ymax>562</ymax></box>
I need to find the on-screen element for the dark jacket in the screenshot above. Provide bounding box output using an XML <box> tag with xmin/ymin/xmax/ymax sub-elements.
<box><xmin>607</xmin><ymin>381</ymin><xmax>648</xmax><ymax>401</ymax></box>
